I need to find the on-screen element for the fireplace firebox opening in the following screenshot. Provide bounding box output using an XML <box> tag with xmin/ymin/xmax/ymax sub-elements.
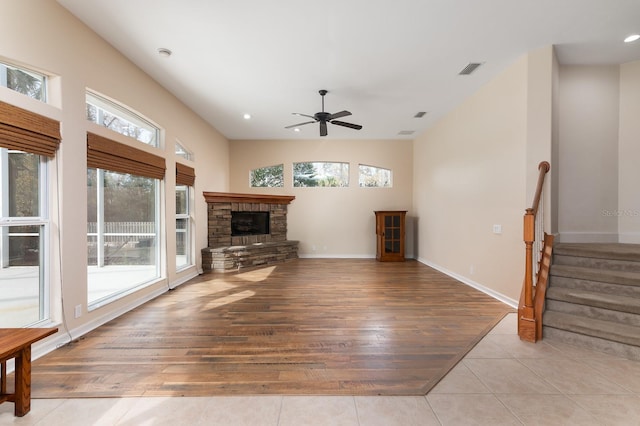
<box><xmin>231</xmin><ymin>211</ymin><xmax>270</xmax><ymax>236</ymax></box>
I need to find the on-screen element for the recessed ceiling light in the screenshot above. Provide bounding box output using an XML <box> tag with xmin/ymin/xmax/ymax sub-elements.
<box><xmin>294</xmin><ymin>128</ymin><xmax>300</xmax><ymax>132</ymax></box>
<box><xmin>624</xmin><ymin>34</ymin><xmax>640</xmax><ymax>43</ymax></box>
<box><xmin>157</xmin><ymin>48</ymin><xmax>172</xmax><ymax>57</ymax></box>
<box><xmin>243</xmin><ymin>113</ymin><xmax>251</xmax><ymax>120</ymax></box>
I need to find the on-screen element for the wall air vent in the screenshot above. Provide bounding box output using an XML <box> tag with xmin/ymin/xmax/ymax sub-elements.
<box><xmin>414</xmin><ymin>111</ymin><xmax>427</xmax><ymax>118</ymax></box>
<box><xmin>398</xmin><ymin>130</ymin><xmax>415</xmax><ymax>135</ymax></box>
<box><xmin>458</xmin><ymin>62</ymin><xmax>483</xmax><ymax>75</ymax></box>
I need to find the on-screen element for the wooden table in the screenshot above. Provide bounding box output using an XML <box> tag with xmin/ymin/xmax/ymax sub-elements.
<box><xmin>0</xmin><ymin>328</ymin><xmax>57</xmax><ymax>417</ymax></box>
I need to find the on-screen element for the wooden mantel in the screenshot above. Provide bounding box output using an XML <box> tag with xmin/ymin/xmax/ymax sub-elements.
<box><xmin>203</xmin><ymin>192</ymin><xmax>295</xmax><ymax>205</ymax></box>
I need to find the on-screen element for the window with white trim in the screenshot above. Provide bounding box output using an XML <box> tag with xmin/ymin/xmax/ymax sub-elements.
<box><xmin>359</xmin><ymin>164</ymin><xmax>392</xmax><ymax>187</ymax></box>
<box><xmin>87</xmin><ymin>168</ymin><xmax>161</xmax><ymax>307</ymax></box>
<box><xmin>175</xmin><ymin>185</ymin><xmax>191</xmax><ymax>270</ymax></box>
<box><xmin>175</xmin><ymin>141</ymin><xmax>194</xmax><ymax>161</ymax></box>
<box><xmin>0</xmin><ymin>150</ymin><xmax>48</xmax><ymax>327</ymax></box>
<box><xmin>0</xmin><ymin>101</ymin><xmax>59</xmax><ymax>327</ymax></box>
<box><xmin>86</xmin><ymin>91</ymin><xmax>160</xmax><ymax>147</ymax></box>
<box><xmin>0</xmin><ymin>61</ymin><xmax>46</xmax><ymax>102</ymax></box>
<box><xmin>293</xmin><ymin>162</ymin><xmax>349</xmax><ymax>187</ymax></box>
<box><xmin>250</xmin><ymin>164</ymin><xmax>284</xmax><ymax>187</ymax></box>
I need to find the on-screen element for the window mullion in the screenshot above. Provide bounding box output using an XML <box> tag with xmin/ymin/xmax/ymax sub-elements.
<box><xmin>0</xmin><ymin>150</ymin><xmax>8</xmax><ymax>268</ymax></box>
<box><xmin>97</xmin><ymin>169</ymin><xmax>105</xmax><ymax>268</ymax></box>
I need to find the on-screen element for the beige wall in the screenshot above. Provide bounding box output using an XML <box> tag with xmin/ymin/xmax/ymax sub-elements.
<box><xmin>1</xmin><ymin>1</ymin><xmax>229</xmax><ymax>340</ymax></box>
<box><xmin>228</xmin><ymin>139</ymin><xmax>414</xmax><ymax>257</ymax></box>
<box><xmin>413</xmin><ymin>54</ymin><xmax>531</xmax><ymax>304</ymax></box>
<box><xmin>557</xmin><ymin>65</ymin><xmax>620</xmax><ymax>242</ymax></box>
<box><xmin>619</xmin><ymin>61</ymin><xmax>640</xmax><ymax>243</ymax></box>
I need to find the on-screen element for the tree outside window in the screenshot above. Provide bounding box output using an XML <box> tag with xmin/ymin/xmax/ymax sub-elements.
<box><xmin>250</xmin><ymin>164</ymin><xmax>284</xmax><ymax>187</ymax></box>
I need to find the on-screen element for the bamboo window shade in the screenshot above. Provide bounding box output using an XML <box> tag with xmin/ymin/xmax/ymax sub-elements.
<box><xmin>87</xmin><ymin>132</ymin><xmax>165</xmax><ymax>180</ymax></box>
<box><xmin>0</xmin><ymin>101</ymin><xmax>61</xmax><ymax>157</ymax></box>
<box><xmin>176</xmin><ymin>162</ymin><xmax>195</xmax><ymax>186</ymax></box>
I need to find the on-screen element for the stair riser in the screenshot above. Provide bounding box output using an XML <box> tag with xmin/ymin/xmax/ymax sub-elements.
<box><xmin>542</xmin><ymin>327</ymin><xmax>640</xmax><ymax>361</ymax></box>
<box><xmin>546</xmin><ymin>288</ymin><xmax>640</xmax><ymax>315</ymax></box>
<box><xmin>543</xmin><ymin>316</ymin><xmax>640</xmax><ymax>347</ymax></box>
<box><xmin>549</xmin><ymin>276</ymin><xmax>640</xmax><ymax>298</ymax></box>
<box><xmin>553</xmin><ymin>254</ymin><xmax>640</xmax><ymax>273</ymax></box>
<box><xmin>546</xmin><ymin>299</ymin><xmax>640</xmax><ymax>327</ymax></box>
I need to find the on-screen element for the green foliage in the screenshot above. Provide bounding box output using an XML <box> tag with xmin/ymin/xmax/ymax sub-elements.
<box><xmin>8</xmin><ymin>152</ymin><xmax>39</xmax><ymax>217</ymax></box>
<box><xmin>250</xmin><ymin>164</ymin><xmax>284</xmax><ymax>187</ymax></box>
<box><xmin>358</xmin><ymin>165</ymin><xmax>391</xmax><ymax>187</ymax></box>
<box><xmin>293</xmin><ymin>162</ymin><xmax>318</xmax><ymax>187</ymax></box>
<box><xmin>87</xmin><ymin>169</ymin><xmax>157</xmax><ymax>222</ymax></box>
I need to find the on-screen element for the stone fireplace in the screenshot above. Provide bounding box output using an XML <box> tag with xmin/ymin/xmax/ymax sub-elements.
<box><xmin>201</xmin><ymin>192</ymin><xmax>298</xmax><ymax>272</ymax></box>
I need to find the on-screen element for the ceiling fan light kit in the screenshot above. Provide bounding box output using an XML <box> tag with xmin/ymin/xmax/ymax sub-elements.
<box><xmin>286</xmin><ymin>90</ymin><xmax>363</xmax><ymax>136</ymax></box>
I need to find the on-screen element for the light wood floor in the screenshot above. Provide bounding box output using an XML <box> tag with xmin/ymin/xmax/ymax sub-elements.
<box><xmin>31</xmin><ymin>259</ymin><xmax>513</xmax><ymax>397</ymax></box>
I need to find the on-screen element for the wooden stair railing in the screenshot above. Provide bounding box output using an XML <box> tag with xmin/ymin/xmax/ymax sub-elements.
<box><xmin>518</xmin><ymin>161</ymin><xmax>553</xmax><ymax>343</ymax></box>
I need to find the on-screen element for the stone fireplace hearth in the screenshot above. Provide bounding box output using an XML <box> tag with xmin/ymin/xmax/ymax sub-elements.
<box><xmin>201</xmin><ymin>192</ymin><xmax>298</xmax><ymax>272</ymax></box>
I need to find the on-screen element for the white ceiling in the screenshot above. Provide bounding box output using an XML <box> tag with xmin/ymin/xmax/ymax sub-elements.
<box><xmin>57</xmin><ymin>0</ymin><xmax>640</xmax><ymax>141</ymax></box>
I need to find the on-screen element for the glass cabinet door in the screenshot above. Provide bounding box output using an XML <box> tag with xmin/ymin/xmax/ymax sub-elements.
<box><xmin>384</xmin><ymin>214</ymin><xmax>402</xmax><ymax>254</ymax></box>
<box><xmin>375</xmin><ymin>210</ymin><xmax>406</xmax><ymax>261</ymax></box>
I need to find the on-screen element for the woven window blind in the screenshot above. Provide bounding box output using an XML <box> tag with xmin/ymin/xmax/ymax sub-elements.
<box><xmin>176</xmin><ymin>162</ymin><xmax>195</xmax><ymax>186</ymax></box>
<box><xmin>0</xmin><ymin>101</ymin><xmax>61</xmax><ymax>157</ymax></box>
<box><xmin>87</xmin><ymin>132</ymin><xmax>165</xmax><ymax>180</ymax></box>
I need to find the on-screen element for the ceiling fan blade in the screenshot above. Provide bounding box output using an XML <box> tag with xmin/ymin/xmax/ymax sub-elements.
<box><xmin>320</xmin><ymin>121</ymin><xmax>328</xmax><ymax>136</ymax></box>
<box><xmin>285</xmin><ymin>121</ymin><xmax>315</xmax><ymax>129</ymax></box>
<box><xmin>293</xmin><ymin>112</ymin><xmax>316</xmax><ymax>120</ymax></box>
<box><xmin>331</xmin><ymin>120</ymin><xmax>363</xmax><ymax>130</ymax></box>
<box><xmin>329</xmin><ymin>110</ymin><xmax>351</xmax><ymax>120</ymax></box>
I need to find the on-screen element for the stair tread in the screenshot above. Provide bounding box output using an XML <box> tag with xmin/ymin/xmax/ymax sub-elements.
<box><xmin>554</xmin><ymin>243</ymin><xmax>640</xmax><ymax>262</ymax></box>
<box><xmin>550</xmin><ymin>264</ymin><xmax>640</xmax><ymax>286</ymax></box>
<box><xmin>547</xmin><ymin>287</ymin><xmax>640</xmax><ymax>314</ymax></box>
<box><xmin>544</xmin><ymin>310</ymin><xmax>640</xmax><ymax>347</ymax></box>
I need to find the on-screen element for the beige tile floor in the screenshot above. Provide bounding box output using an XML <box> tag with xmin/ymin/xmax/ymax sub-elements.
<box><xmin>2</xmin><ymin>313</ymin><xmax>640</xmax><ymax>425</ymax></box>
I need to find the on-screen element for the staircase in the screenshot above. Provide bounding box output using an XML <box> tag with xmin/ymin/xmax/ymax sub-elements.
<box><xmin>543</xmin><ymin>243</ymin><xmax>640</xmax><ymax>360</ymax></box>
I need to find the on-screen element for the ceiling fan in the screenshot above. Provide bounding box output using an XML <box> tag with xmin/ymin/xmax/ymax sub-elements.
<box><xmin>285</xmin><ymin>90</ymin><xmax>363</xmax><ymax>137</ymax></box>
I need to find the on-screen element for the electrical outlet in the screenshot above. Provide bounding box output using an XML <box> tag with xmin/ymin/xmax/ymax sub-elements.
<box><xmin>492</xmin><ymin>224</ymin><xmax>502</xmax><ymax>234</ymax></box>
<box><xmin>74</xmin><ymin>304</ymin><xmax>82</xmax><ymax>318</ymax></box>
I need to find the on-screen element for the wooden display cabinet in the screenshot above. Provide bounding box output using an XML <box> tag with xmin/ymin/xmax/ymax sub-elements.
<box><xmin>374</xmin><ymin>210</ymin><xmax>406</xmax><ymax>262</ymax></box>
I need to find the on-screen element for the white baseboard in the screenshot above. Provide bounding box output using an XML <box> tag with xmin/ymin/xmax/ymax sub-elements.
<box><xmin>169</xmin><ymin>269</ymin><xmax>200</xmax><ymax>289</ymax></box>
<box><xmin>620</xmin><ymin>233</ymin><xmax>640</xmax><ymax>244</ymax></box>
<box><xmin>416</xmin><ymin>257</ymin><xmax>518</xmax><ymax>308</ymax></box>
<box><xmin>557</xmin><ymin>232</ymin><xmax>619</xmax><ymax>243</ymax></box>
<box><xmin>298</xmin><ymin>254</ymin><xmax>376</xmax><ymax>259</ymax></box>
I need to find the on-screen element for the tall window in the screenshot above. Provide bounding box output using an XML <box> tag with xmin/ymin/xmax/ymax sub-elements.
<box><xmin>87</xmin><ymin>169</ymin><xmax>160</xmax><ymax>306</ymax></box>
<box><xmin>0</xmin><ymin>61</ymin><xmax>46</xmax><ymax>102</ymax></box>
<box><xmin>86</xmin><ymin>131</ymin><xmax>165</xmax><ymax>308</ymax></box>
<box><xmin>293</xmin><ymin>162</ymin><xmax>349</xmax><ymax>187</ymax></box>
<box><xmin>175</xmin><ymin>185</ymin><xmax>191</xmax><ymax>270</ymax></box>
<box><xmin>86</xmin><ymin>91</ymin><xmax>160</xmax><ymax>147</ymax></box>
<box><xmin>175</xmin><ymin>162</ymin><xmax>195</xmax><ymax>271</ymax></box>
<box><xmin>0</xmin><ymin>150</ymin><xmax>47</xmax><ymax>327</ymax></box>
<box><xmin>0</xmin><ymin>101</ymin><xmax>60</xmax><ymax>327</ymax></box>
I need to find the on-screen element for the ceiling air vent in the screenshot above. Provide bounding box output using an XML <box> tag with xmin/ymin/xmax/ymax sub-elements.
<box><xmin>414</xmin><ymin>111</ymin><xmax>427</xmax><ymax>118</ymax></box>
<box><xmin>458</xmin><ymin>62</ymin><xmax>483</xmax><ymax>75</ymax></box>
<box><xmin>398</xmin><ymin>130</ymin><xmax>415</xmax><ymax>136</ymax></box>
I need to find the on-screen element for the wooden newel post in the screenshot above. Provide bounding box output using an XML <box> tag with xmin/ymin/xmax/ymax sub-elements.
<box><xmin>519</xmin><ymin>207</ymin><xmax>537</xmax><ymax>342</ymax></box>
<box><xmin>523</xmin><ymin>208</ymin><xmax>535</xmax><ymax>310</ymax></box>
